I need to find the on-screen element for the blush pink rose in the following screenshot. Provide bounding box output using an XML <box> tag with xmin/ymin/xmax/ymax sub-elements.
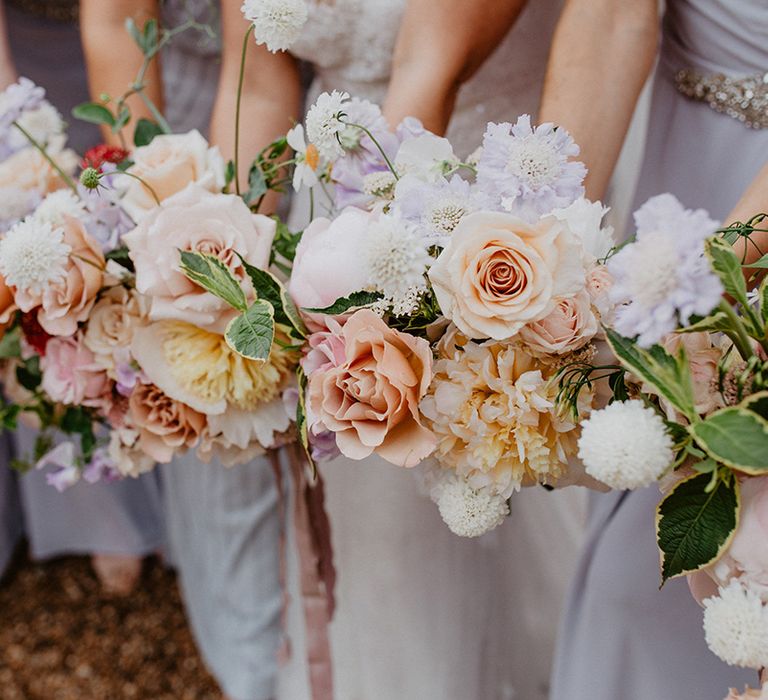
<box><xmin>288</xmin><ymin>207</ymin><xmax>374</xmax><ymax>318</ymax></box>
<box><xmin>301</xmin><ymin>317</ymin><xmax>346</xmax><ymax>375</ymax></box>
<box><xmin>428</xmin><ymin>211</ymin><xmax>585</xmax><ymax>340</ymax></box>
<box><xmin>663</xmin><ymin>332</ymin><xmax>723</xmax><ymax>414</ymax></box>
<box><xmin>128</xmin><ymin>382</ymin><xmax>206</xmax><ymax>463</ymax></box>
<box><xmin>585</xmin><ymin>263</ymin><xmax>614</xmax><ymax>321</ymax></box>
<box><xmin>41</xmin><ymin>334</ymin><xmax>109</xmax><ymax>406</ymax></box>
<box><xmin>123</xmin><ymin>184</ymin><xmax>275</xmax><ymax>333</ymax></box>
<box><xmin>519</xmin><ymin>290</ymin><xmax>598</xmax><ymax>355</ymax></box>
<box><xmin>307</xmin><ymin>309</ymin><xmax>435</xmax><ymax>467</ymax></box>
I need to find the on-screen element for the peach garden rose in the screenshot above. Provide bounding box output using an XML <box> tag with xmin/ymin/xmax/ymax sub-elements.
<box><xmin>428</xmin><ymin>211</ymin><xmax>585</xmax><ymax>340</ymax></box>
<box><xmin>519</xmin><ymin>290</ymin><xmax>598</xmax><ymax>356</ymax></box>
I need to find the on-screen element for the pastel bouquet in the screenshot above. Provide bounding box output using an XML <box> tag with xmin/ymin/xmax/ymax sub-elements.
<box><xmin>568</xmin><ymin>199</ymin><xmax>768</xmax><ymax>696</ymax></box>
<box><xmin>257</xmin><ymin>90</ymin><xmax>623</xmax><ymax>537</ymax></box>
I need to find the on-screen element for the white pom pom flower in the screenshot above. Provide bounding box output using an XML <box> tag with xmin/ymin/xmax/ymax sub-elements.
<box><xmin>305</xmin><ymin>90</ymin><xmax>351</xmax><ymax>162</ymax></box>
<box><xmin>241</xmin><ymin>0</ymin><xmax>308</xmax><ymax>53</ymax></box>
<box><xmin>0</xmin><ymin>218</ymin><xmax>70</xmax><ymax>296</ymax></box>
<box><xmin>577</xmin><ymin>400</ymin><xmax>673</xmax><ymax>490</ymax></box>
<box><xmin>433</xmin><ymin>475</ymin><xmax>509</xmax><ymax>538</ymax></box>
<box><xmin>704</xmin><ymin>581</ymin><xmax>768</xmax><ymax>669</ymax></box>
<box><xmin>32</xmin><ymin>189</ymin><xmax>86</xmax><ymax>227</ymax></box>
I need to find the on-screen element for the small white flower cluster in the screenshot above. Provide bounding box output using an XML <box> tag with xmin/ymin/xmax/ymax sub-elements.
<box><xmin>432</xmin><ymin>474</ymin><xmax>509</xmax><ymax>538</ymax></box>
<box><xmin>704</xmin><ymin>581</ymin><xmax>768</xmax><ymax>669</ymax></box>
<box><xmin>32</xmin><ymin>190</ymin><xmax>86</xmax><ymax>227</ymax></box>
<box><xmin>0</xmin><ymin>218</ymin><xmax>70</xmax><ymax>295</ymax></box>
<box><xmin>241</xmin><ymin>0</ymin><xmax>309</xmax><ymax>53</ymax></box>
<box><xmin>305</xmin><ymin>90</ymin><xmax>350</xmax><ymax>161</ymax></box>
<box><xmin>577</xmin><ymin>400</ymin><xmax>674</xmax><ymax>490</ymax></box>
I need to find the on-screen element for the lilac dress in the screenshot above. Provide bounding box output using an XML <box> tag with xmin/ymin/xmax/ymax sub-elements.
<box><xmin>551</xmin><ymin>2</ymin><xmax>768</xmax><ymax>698</ymax></box>
<box><xmin>0</xmin><ymin>4</ymin><xmax>164</xmax><ymax>570</ymax></box>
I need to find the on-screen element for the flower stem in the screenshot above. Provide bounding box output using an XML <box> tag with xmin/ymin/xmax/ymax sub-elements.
<box><xmin>112</xmin><ymin>170</ymin><xmax>162</xmax><ymax>207</ymax></box>
<box><xmin>339</xmin><ymin>119</ymin><xmax>399</xmax><ymax>180</ymax></box>
<box><xmin>234</xmin><ymin>24</ymin><xmax>255</xmax><ymax>196</ymax></box>
<box><xmin>719</xmin><ymin>299</ymin><xmax>754</xmax><ymax>360</ymax></box>
<box><xmin>12</xmin><ymin>121</ymin><xmax>77</xmax><ymax>193</ymax></box>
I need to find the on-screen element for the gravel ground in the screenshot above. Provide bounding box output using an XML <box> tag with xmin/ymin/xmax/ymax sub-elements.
<box><xmin>0</xmin><ymin>552</ymin><xmax>223</xmax><ymax>700</ymax></box>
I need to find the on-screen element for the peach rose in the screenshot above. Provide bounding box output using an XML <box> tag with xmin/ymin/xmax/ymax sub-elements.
<box><xmin>0</xmin><ymin>142</ymin><xmax>78</xmax><ymax>197</ymax></box>
<box><xmin>519</xmin><ymin>290</ymin><xmax>598</xmax><ymax>356</ymax></box>
<box><xmin>428</xmin><ymin>211</ymin><xmax>585</xmax><ymax>340</ymax></box>
<box><xmin>0</xmin><ymin>273</ymin><xmax>17</xmax><ymax>335</ymax></box>
<box><xmin>108</xmin><ymin>427</ymin><xmax>155</xmax><ymax>478</ymax></box>
<box><xmin>585</xmin><ymin>263</ymin><xmax>614</xmax><ymax>321</ymax></box>
<box><xmin>307</xmin><ymin>309</ymin><xmax>435</xmax><ymax>467</ymax></box>
<box><xmin>128</xmin><ymin>382</ymin><xmax>206</xmax><ymax>463</ymax></box>
<box><xmin>40</xmin><ymin>334</ymin><xmax>109</xmax><ymax>407</ymax></box>
<box><xmin>120</xmin><ymin>130</ymin><xmax>225</xmax><ymax>222</ymax></box>
<box><xmin>662</xmin><ymin>332</ymin><xmax>723</xmax><ymax>415</ymax></box>
<box><xmin>10</xmin><ymin>216</ymin><xmax>105</xmax><ymax>336</ymax></box>
<box><xmin>123</xmin><ymin>185</ymin><xmax>275</xmax><ymax>333</ymax></box>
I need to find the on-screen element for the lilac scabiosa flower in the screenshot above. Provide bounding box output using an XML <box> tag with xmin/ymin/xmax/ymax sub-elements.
<box><xmin>82</xmin><ymin>448</ymin><xmax>121</xmax><ymax>484</ymax></box>
<box><xmin>77</xmin><ymin>174</ymin><xmax>134</xmax><ymax>253</ymax></box>
<box><xmin>607</xmin><ymin>194</ymin><xmax>723</xmax><ymax>347</ymax></box>
<box><xmin>0</xmin><ymin>77</ymin><xmax>45</xmax><ymax>134</ymax></box>
<box><xmin>36</xmin><ymin>442</ymin><xmax>80</xmax><ymax>492</ymax></box>
<box><xmin>392</xmin><ymin>174</ymin><xmax>487</xmax><ymax>246</ymax></box>
<box><xmin>309</xmin><ymin>429</ymin><xmax>341</xmax><ymax>463</ymax></box>
<box><xmin>476</xmin><ymin>116</ymin><xmax>586</xmax><ymax>220</ymax></box>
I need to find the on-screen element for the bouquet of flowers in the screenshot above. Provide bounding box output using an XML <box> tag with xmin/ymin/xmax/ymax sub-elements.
<box><xmin>569</xmin><ymin>198</ymin><xmax>768</xmax><ymax>696</ymax></box>
<box><xmin>218</xmin><ymin>89</ymin><xmax>623</xmax><ymax>537</ymax></box>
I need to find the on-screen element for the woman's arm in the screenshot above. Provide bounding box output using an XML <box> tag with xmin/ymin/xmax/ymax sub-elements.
<box><xmin>80</xmin><ymin>0</ymin><xmax>163</xmax><ymax>144</ymax></box>
<box><xmin>0</xmin><ymin>2</ymin><xmax>16</xmax><ymax>88</ymax></box>
<box><xmin>209</xmin><ymin>0</ymin><xmax>302</xmax><ymax>198</ymax></box>
<box><xmin>383</xmin><ymin>0</ymin><xmax>529</xmax><ymax>133</ymax></box>
<box><xmin>727</xmin><ymin>161</ymin><xmax>768</xmax><ymax>273</ymax></box>
<box><xmin>538</xmin><ymin>0</ymin><xmax>659</xmax><ymax>200</ymax></box>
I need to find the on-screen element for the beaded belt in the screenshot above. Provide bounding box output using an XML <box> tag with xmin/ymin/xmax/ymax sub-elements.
<box><xmin>675</xmin><ymin>68</ymin><xmax>768</xmax><ymax>130</ymax></box>
<box><xmin>6</xmin><ymin>0</ymin><xmax>78</xmax><ymax>23</ymax></box>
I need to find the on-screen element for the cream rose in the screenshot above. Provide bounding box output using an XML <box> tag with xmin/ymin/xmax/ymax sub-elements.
<box><xmin>128</xmin><ymin>382</ymin><xmax>206</xmax><ymax>463</ymax></box>
<box><xmin>428</xmin><ymin>211</ymin><xmax>585</xmax><ymax>340</ymax></box>
<box><xmin>120</xmin><ymin>130</ymin><xmax>225</xmax><ymax>222</ymax></box>
<box><xmin>519</xmin><ymin>290</ymin><xmax>598</xmax><ymax>356</ymax></box>
<box><xmin>307</xmin><ymin>309</ymin><xmax>436</xmax><ymax>467</ymax></box>
<box><xmin>123</xmin><ymin>184</ymin><xmax>276</xmax><ymax>333</ymax></box>
<box><xmin>0</xmin><ymin>142</ymin><xmax>78</xmax><ymax>196</ymax></box>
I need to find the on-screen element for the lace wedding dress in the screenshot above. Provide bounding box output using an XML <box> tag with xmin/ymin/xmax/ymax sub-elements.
<box><xmin>277</xmin><ymin>3</ymin><xmax>590</xmax><ymax>699</ymax></box>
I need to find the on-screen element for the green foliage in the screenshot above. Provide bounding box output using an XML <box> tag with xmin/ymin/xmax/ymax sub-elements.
<box><xmin>134</xmin><ymin>118</ymin><xmax>163</xmax><ymax>147</ymax></box>
<box><xmin>296</xmin><ymin>366</ymin><xmax>316</xmax><ymax>480</ymax></box>
<box><xmin>105</xmin><ymin>246</ymin><xmax>134</xmax><ymax>273</ymax></box>
<box><xmin>126</xmin><ymin>17</ymin><xmax>159</xmax><ymax>56</ymax></box>
<box><xmin>656</xmin><ymin>471</ymin><xmax>739</xmax><ymax>582</ymax></box>
<box><xmin>679</xmin><ymin>310</ymin><xmax>732</xmax><ymax>334</ymax></box>
<box><xmin>16</xmin><ymin>356</ymin><xmax>41</xmax><ymax>392</ymax></box>
<box><xmin>224</xmin><ymin>160</ymin><xmax>236</xmax><ymax>190</ymax></box>
<box><xmin>690</xmin><ymin>405</ymin><xmax>768</xmax><ymax>474</ymax></box>
<box><xmin>305</xmin><ymin>291</ymin><xmax>384</xmax><ymax>315</ymax></box>
<box><xmin>0</xmin><ymin>327</ymin><xmax>21</xmax><ymax>360</ymax></box>
<box><xmin>179</xmin><ymin>250</ymin><xmax>248</xmax><ymax>312</ymax></box>
<box><xmin>244</xmin><ymin>165</ymin><xmax>268</xmax><ymax>207</ymax></box>
<box><xmin>60</xmin><ymin>406</ymin><xmax>96</xmax><ymax>462</ymax></box>
<box><xmin>72</xmin><ymin>102</ymin><xmax>116</xmax><ymax>128</ymax></box>
<box><xmin>224</xmin><ymin>300</ymin><xmax>275</xmax><ymax>362</ymax></box>
<box><xmin>741</xmin><ymin>390</ymin><xmax>768</xmax><ymax>420</ymax></box>
<box><xmin>271</xmin><ymin>219</ymin><xmax>303</xmax><ymax>267</ymax></box>
<box><xmin>705</xmin><ymin>237</ymin><xmax>750</xmax><ymax>311</ymax></box>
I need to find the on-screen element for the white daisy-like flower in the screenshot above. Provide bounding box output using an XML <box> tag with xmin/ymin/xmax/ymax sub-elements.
<box><xmin>241</xmin><ymin>0</ymin><xmax>308</xmax><ymax>53</ymax></box>
<box><xmin>704</xmin><ymin>581</ymin><xmax>768</xmax><ymax>669</ymax></box>
<box><xmin>32</xmin><ymin>189</ymin><xmax>86</xmax><ymax>227</ymax></box>
<box><xmin>286</xmin><ymin>124</ymin><xmax>320</xmax><ymax>191</ymax></box>
<box><xmin>577</xmin><ymin>400</ymin><xmax>673</xmax><ymax>490</ymax></box>
<box><xmin>366</xmin><ymin>216</ymin><xmax>431</xmax><ymax>303</ymax></box>
<box><xmin>305</xmin><ymin>90</ymin><xmax>350</xmax><ymax>162</ymax></box>
<box><xmin>432</xmin><ymin>474</ymin><xmax>509</xmax><ymax>537</ymax></box>
<box><xmin>362</xmin><ymin>170</ymin><xmax>397</xmax><ymax>200</ymax></box>
<box><xmin>0</xmin><ymin>218</ymin><xmax>71</xmax><ymax>295</ymax></box>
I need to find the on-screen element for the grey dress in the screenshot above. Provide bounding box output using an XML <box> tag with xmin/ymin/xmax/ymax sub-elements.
<box><xmin>551</xmin><ymin>2</ymin><xmax>768</xmax><ymax>698</ymax></box>
<box><xmin>2</xmin><ymin>3</ymin><xmax>164</xmax><ymax>565</ymax></box>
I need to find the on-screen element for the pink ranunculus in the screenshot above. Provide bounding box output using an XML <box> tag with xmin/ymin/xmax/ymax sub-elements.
<box><xmin>40</xmin><ymin>334</ymin><xmax>109</xmax><ymax>406</ymax></box>
<box><xmin>519</xmin><ymin>290</ymin><xmax>598</xmax><ymax>356</ymax></box>
<box><xmin>288</xmin><ymin>207</ymin><xmax>374</xmax><ymax>321</ymax></box>
<box><xmin>307</xmin><ymin>309</ymin><xmax>435</xmax><ymax>468</ymax></box>
<box><xmin>123</xmin><ymin>184</ymin><xmax>276</xmax><ymax>333</ymax></box>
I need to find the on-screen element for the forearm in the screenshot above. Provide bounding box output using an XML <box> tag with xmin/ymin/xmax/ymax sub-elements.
<box><xmin>539</xmin><ymin>0</ymin><xmax>658</xmax><ymax>199</ymax></box>
<box><xmin>80</xmin><ymin>0</ymin><xmax>163</xmax><ymax>145</ymax></box>
<box><xmin>384</xmin><ymin>0</ymin><xmax>528</xmax><ymax>133</ymax></box>
<box><xmin>727</xmin><ymin>161</ymin><xmax>768</xmax><ymax>274</ymax></box>
<box><xmin>0</xmin><ymin>3</ymin><xmax>16</xmax><ymax>87</ymax></box>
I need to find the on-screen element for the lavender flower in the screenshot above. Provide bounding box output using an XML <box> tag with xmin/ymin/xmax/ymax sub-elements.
<box><xmin>608</xmin><ymin>194</ymin><xmax>723</xmax><ymax>346</ymax></box>
<box><xmin>82</xmin><ymin>448</ymin><xmax>121</xmax><ymax>484</ymax></box>
<box><xmin>476</xmin><ymin>116</ymin><xmax>586</xmax><ymax>220</ymax></box>
<box><xmin>0</xmin><ymin>78</ymin><xmax>45</xmax><ymax>156</ymax></box>
<box><xmin>36</xmin><ymin>442</ymin><xmax>80</xmax><ymax>492</ymax></box>
<box><xmin>77</xmin><ymin>174</ymin><xmax>134</xmax><ymax>253</ymax></box>
<box><xmin>309</xmin><ymin>430</ymin><xmax>340</xmax><ymax>463</ymax></box>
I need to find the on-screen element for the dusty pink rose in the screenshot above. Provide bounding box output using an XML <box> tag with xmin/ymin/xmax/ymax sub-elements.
<box><xmin>128</xmin><ymin>382</ymin><xmax>206</xmax><ymax>463</ymax></box>
<box><xmin>12</xmin><ymin>216</ymin><xmax>105</xmax><ymax>336</ymax></box>
<box><xmin>120</xmin><ymin>130</ymin><xmax>225</xmax><ymax>221</ymax></box>
<box><xmin>307</xmin><ymin>309</ymin><xmax>435</xmax><ymax>467</ymax></box>
<box><xmin>519</xmin><ymin>290</ymin><xmax>598</xmax><ymax>355</ymax></box>
<box><xmin>585</xmin><ymin>263</ymin><xmax>614</xmax><ymax>321</ymax></box>
<box><xmin>301</xmin><ymin>317</ymin><xmax>346</xmax><ymax>375</ymax></box>
<box><xmin>41</xmin><ymin>334</ymin><xmax>109</xmax><ymax>406</ymax></box>
<box><xmin>663</xmin><ymin>332</ymin><xmax>723</xmax><ymax>414</ymax></box>
<box><xmin>428</xmin><ymin>211</ymin><xmax>585</xmax><ymax>340</ymax></box>
<box><xmin>289</xmin><ymin>207</ymin><xmax>373</xmax><ymax>317</ymax></box>
<box><xmin>123</xmin><ymin>184</ymin><xmax>275</xmax><ymax>333</ymax></box>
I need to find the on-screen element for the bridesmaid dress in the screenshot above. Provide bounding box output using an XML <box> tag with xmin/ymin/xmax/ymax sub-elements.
<box><xmin>277</xmin><ymin>3</ymin><xmax>594</xmax><ymax>700</ymax></box>
<box><xmin>158</xmin><ymin>4</ymin><xmax>283</xmax><ymax>699</ymax></box>
<box><xmin>1</xmin><ymin>2</ymin><xmax>164</xmax><ymax>565</ymax></box>
<box><xmin>550</xmin><ymin>2</ymin><xmax>767</xmax><ymax>698</ymax></box>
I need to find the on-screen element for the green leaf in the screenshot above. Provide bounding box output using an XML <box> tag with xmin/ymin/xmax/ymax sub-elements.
<box><xmin>296</xmin><ymin>366</ymin><xmax>317</xmax><ymax>480</ymax></box>
<box><xmin>133</xmin><ymin>118</ymin><xmax>163</xmax><ymax>147</ymax></box>
<box><xmin>179</xmin><ymin>250</ymin><xmax>248</xmax><ymax>312</ymax></box>
<box><xmin>705</xmin><ymin>236</ymin><xmax>749</xmax><ymax>308</ymax></box>
<box><xmin>142</xmin><ymin>18</ymin><xmax>159</xmax><ymax>55</ymax></box>
<box><xmin>690</xmin><ymin>406</ymin><xmax>768</xmax><ymax>473</ymax></box>
<box><xmin>0</xmin><ymin>327</ymin><xmax>21</xmax><ymax>360</ymax></box>
<box><xmin>657</xmin><ymin>472</ymin><xmax>739</xmax><ymax>582</ymax></box>
<box><xmin>741</xmin><ymin>390</ymin><xmax>768</xmax><ymax>420</ymax></box>
<box><xmin>748</xmin><ymin>253</ymin><xmax>768</xmax><ymax>269</ymax></box>
<box><xmin>105</xmin><ymin>246</ymin><xmax>134</xmax><ymax>272</ymax></box>
<box><xmin>679</xmin><ymin>311</ymin><xmax>732</xmax><ymax>334</ymax></box>
<box><xmin>244</xmin><ymin>165</ymin><xmax>268</xmax><ymax>206</ymax></box>
<box><xmin>605</xmin><ymin>328</ymin><xmax>697</xmax><ymax>420</ymax></box>
<box><xmin>113</xmin><ymin>105</ymin><xmax>131</xmax><ymax>133</ymax></box>
<box><xmin>72</xmin><ymin>102</ymin><xmax>115</xmax><ymax>127</ymax></box>
<box><xmin>305</xmin><ymin>290</ymin><xmax>384</xmax><ymax>315</ymax></box>
<box><xmin>224</xmin><ymin>160</ymin><xmax>235</xmax><ymax>189</ymax></box>
<box><xmin>60</xmin><ymin>406</ymin><xmax>96</xmax><ymax>461</ymax></box>
<box><xmin>125</xmin><ymin>17</ymin><xmax>143</xmax><ymax>49</ymax></box>
<box><xmin>224</xmin><ymin>300</ymin><xmax>275</xmax><ymax>361</ymax></box>
<box><xmin>16</xmin><ymin>356</ymin><xmax>41</xmax><ymax>392</ymax></box>
<box><xmin>760</xmin><ymin>276</ymin><xmax>768</xmax><ymax>324</ymax></box>
<box><xmin>0</xmin><ymin>403</ymin><xmax>21</xmax><ymax>431</ymax></box>
<box><xmin>271</xmin><ymin>219</ymin><xmax>303</xmax><ymax>265</ymax></box>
